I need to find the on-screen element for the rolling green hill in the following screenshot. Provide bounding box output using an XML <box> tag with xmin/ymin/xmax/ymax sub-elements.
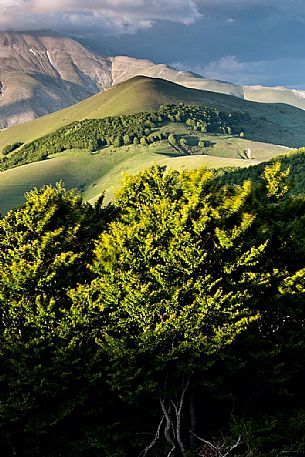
<box><xmin>0</xmin><ymin>103</ymin><xmax>250</xmax><ymax>171</ymax></box>
<box><xmin>0</xmin><ymin>138</ymin><xmax>288</xmax><ymax>214</ymax></box>
<box><xmin>1</xmin><ymin>76</ymin><xmax>305</xmax><ymax>213</ymax></box>
<box><xmin>2</xmin><ymin>76</ymin><xmax>305</xmax><ymax>152</ymax></box>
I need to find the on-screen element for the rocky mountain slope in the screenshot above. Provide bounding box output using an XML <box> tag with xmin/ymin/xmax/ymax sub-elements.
<box><xmin>1</xmin><ymin>31</ymin><xmax>305</xmax><ymax>129</ymax></box>
<box><xmin>0</xmin><ymin>31</ymin><xmax>246</xmax><ymax>129</ymax></box>
<box><xmin>0</xmin><ymin>31</ymin><xmax>112</xmax><ymax>128</ymax></box>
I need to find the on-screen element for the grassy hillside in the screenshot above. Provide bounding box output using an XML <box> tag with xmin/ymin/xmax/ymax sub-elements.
<box><xmin>1</xmin><ymin>76</ymin><xmax>304</xmax><ymax>213</ymax></box>
<box><xmin>2</xmin><ymin>76</ymin><xmax>305</xmax><ymax>152</ymax></box>
<box><xmin>0</xmin><ymin>104</ymin><xmax>250</xmax><ymax>171</ymax></box>
<box><xmin>0</xmin><ymin>77</ymin><xmax>202</xmax><ymax>150</ymax></box>
<box><xmin>0</xmin><ymin>139</ymin><xmax>288</xmax><ymax>214</ymax></box>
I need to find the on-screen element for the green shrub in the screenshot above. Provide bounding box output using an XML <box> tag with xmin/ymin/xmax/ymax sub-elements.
<box><xmin>2</xmin><ymin>142</ymin><xmax>23</xmax><ymax>155</ymax></box>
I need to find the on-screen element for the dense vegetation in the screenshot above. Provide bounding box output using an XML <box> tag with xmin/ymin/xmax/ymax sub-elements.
<box><xmin>1</xmin><ymin>163</ymin><xmax>305</xmax><ymax>457</ymax></box>
<box><xmin>2</xmin><ymin>141</ymin><xmax>24</xmax><ymax>156</ymax></box>
<box><xmin>0</xmin><ymin>104</ymin><xmax>248</xmax><ymax>171</ymax></box>
<box><xmin>215</xmin><ymin>147</ymin><xmax>305</xmax><ymax>195</ymax></box>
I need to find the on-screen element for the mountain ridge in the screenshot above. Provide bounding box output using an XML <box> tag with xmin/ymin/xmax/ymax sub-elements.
<box><xmin>1</xmin><ymin>31</ymin><xmax>305</xmax><ymax>129</ymax></box>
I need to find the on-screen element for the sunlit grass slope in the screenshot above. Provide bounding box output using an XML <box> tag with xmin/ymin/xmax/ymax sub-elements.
<box><xmin>0</xmin><ymin>139</ymin><xmax>288</xmax><ymax>213</ymax></box>
<box><xmin>2</xmin><ymin>76</ymin><xmax>305</xmax><ymax>152</ymax></box>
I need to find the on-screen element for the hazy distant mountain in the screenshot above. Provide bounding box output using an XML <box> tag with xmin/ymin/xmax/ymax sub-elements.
<box><xmin>111</xmin><ymin>56</ymin><xmax>244</xmax><ymax>98</ymax></box>
<box><xmin>243</xmin><ymin>85</ymin><xmax>305</xmax><ymax>111</ymax></box>
<box><xmin>1</xmin><ymin>31</ymin><xmax>305</xmax><ymax>129</ymax></box>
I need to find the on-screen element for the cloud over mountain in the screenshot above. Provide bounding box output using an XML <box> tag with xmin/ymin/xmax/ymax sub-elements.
<box><xmin>1</xmin><ymin>1</ymin><xmax>304</xmax><ymax>34</ymax></box>
<box><xmin>0</xmin><ymin>0</ymin><xmax>201</xmax><ymax>33</ymax></box>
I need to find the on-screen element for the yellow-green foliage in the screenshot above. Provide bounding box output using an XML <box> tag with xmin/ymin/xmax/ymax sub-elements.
<box><xmin>1</xmin><ymin>167</ymin><xmax>305</xmax><ymax>456</ymax></box>
<box><xmin>263</xmin><ymin>161</ymin><xmax>290</xmax><ymax>199</ymax></box>
<box><xmin>72</xmin><ymin>166</ymin><xmax>271</xmax><ymax>361</ymax></box>
<box><xmin>0</xmin><ymin>183</ymin><xmax>105</xmax><ymax>342</ymax></box>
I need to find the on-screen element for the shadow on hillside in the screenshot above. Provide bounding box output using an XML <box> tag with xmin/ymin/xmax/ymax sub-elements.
<box><xmin>154</xmin><ymin>150</ymin><xmax>184</xmax><ymax>158</ymax></box>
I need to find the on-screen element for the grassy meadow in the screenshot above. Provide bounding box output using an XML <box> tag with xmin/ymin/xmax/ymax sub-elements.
<box><xmin>0</xmin><ymin>137</ymin><xmax>288</xmax><ymax>213</ymax></box>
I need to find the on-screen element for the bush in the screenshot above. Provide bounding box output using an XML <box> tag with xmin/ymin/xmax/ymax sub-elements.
<box><xmin>168</xmin><ymin>134</ymin><xmax>177</xmax><ymax>146</ymax></box>
<box><xmin>2</xmin><ymin>142</ymin><xmax>23</xmax><ymax>155</ymax></box>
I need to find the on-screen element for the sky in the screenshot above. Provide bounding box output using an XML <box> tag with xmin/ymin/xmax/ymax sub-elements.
<box><xmin>1</xmin><ymin>0</ymin><xmax>305</xmax><ymax>88</ymax></box>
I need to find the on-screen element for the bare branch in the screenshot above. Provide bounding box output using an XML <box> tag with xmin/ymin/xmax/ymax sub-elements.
<box><xmin>138</xmin><ymin>416</ymin><xmax>164</xmax><ymax>457</ymax></box>
<box><xmin>276</xmin><ymin>452</ymin><xmax>298</xmax><ymax>456</ymax></box>
<box><xmin>166</xmin><ymin>444</ymin><xmax>175</xmax><ymax>457</ymax></box>
<box><xmin>179</xmin><ymin>377</ymin><xmax>191</xmax><ymax>416</ymax></box>
<box><xmin>223</xmin><ymin>436</ymin><xmax>242</xmax><ymax>457</ymax></box>
<box><xmin>230</xmin><ymin>395</ymin><xmax>236</xmax><ymax>420</ymax></box>
<box><xmin>169</xmin><ymin>377</ymin><xmax>191</xmax><ymax>456</ymax></box>
<box><xmin>176</xmin><ymin>377</ymin><xmax>190</xmax><ymax>455</ymax></box>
